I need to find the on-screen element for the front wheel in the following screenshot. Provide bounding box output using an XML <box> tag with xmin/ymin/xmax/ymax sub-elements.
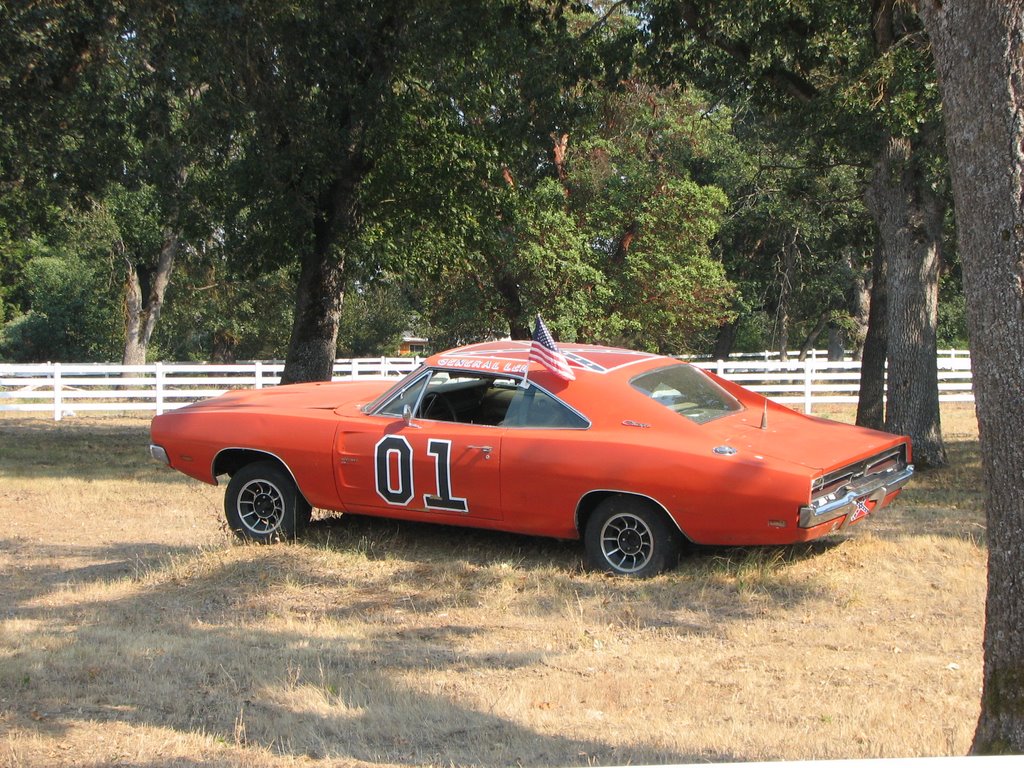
<box><xmin>224</xmin><ymin>460</ymin><xmax>312</xmax><ymax>543</ymax></box>
<box><xmin>584</xmin><ymin>497</ymin><xmax>680</xmax><ymax>577</ymax></box>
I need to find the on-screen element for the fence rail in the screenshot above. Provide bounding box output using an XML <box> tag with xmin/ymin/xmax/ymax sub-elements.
<box><xmin>0</xmin><ymin>352</ymin><xmax>974</xmax><ymax>421</ymax></box>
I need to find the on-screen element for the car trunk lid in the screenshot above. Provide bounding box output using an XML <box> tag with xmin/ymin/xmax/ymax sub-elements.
<box><xmin>701</xmin><ymin>406</ymin><xmax>909</xmax><ymax>474</ymax></box>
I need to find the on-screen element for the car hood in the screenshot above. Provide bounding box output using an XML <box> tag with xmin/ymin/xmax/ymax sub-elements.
<box><xmin>174</xmin><ymin>379</ymin><xmax>394</xmax><ymax>413</ymax></box>
<box><xmin>699</xmin><ymin>406</ymin><xmax>907</xmax><ymax>474</ymax></box>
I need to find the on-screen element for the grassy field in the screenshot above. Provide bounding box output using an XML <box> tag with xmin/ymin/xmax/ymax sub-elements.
<box><xmin>0</xmin><ymin>406</ymin><xmax>986</xmax><ymax>767</ymax></box>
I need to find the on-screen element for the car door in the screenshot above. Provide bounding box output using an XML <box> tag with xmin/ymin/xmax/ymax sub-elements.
<box><xmin>498</xmin><ymin>383</ymin><xmax>592</xmax><ymax>537</ymax></box>
<box><xmin>334</xmin><ymin>370</ymin><xmax>504</xmax><ymax>521</ymax></box>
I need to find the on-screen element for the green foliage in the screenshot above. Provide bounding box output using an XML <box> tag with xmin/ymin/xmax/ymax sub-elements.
<box><xmin>325</xmin><ymin>2</ymin><xmax>613</xmax><ymax>346</ymax></box>
<box><xmin>639</xmin><ymin>0</ymin><xmax>952</xmax><ymax>356</ymax></box>
<box><xmin>567</xmin><ymin>84</ymin><xmax>735</xmax><ymax>353</ymax></box>
<box><xmin>0</xmin><ymin>1</ymin><xmax>237</xmax><ymax>363</ymax></box>
<box><xmin>0</xmin><ymin>182</ymin><xmax>197</xmax><ymax>362</ymax></box>
<box><xmin>0</xmin><ymin>248</ymin><xmax>120</xmax><ymax>362</ymax></box>
<box><xmin>606</xmin><ymin>179</ymin><xmax>731</xmax><ymax>353</ymax></box>
<box><xmin>401</xmin><ymin>178</ymin><xmax>603</xmax><ymax>347</ymax></box>
<box><xmin>0</xmin><ymin>0</ymin><xmax>966</xmax><ymax>364</ymax></box>
<box><xmin>0</xmin><ymin>229</ymin><xmax>30</xmax><ymax>327</ymax></box>
<box><xmin>937</xmin><ymin>273</ymin><xmax>968</xmax><ymax>348</ymax></box>
<box><xmin>153</xmin><ymin>262</ymin><xmax>296</xmax><ymax>363</ymax></box>
<box><xmin>337</xmin><ymin>280</ymin><xmax>416</xmax><ymax>358</ymax></box>
<box><xmin>396</xmin><ymin>73</ymin><xmax>739</xmax><ymax>354</ymax></box>
<box><xmin>711</xmin><ymin>119</ymin><xmax>873</xmax><ymax>353</ymax></box>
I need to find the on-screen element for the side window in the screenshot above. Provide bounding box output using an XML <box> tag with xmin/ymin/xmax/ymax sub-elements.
<box><xmin>374</xmin><ymin>371</ymin><xmax>587</xmax><ymax>428</ymax></box>
<box><xmin>418</xmin><ymin>372</ymin><xmax>518</xmax><ymax>425</ymax></box>
<box><xmin>504</xmin><ymin>386</ymin><xmax>588</xmax><ymax>429</ymax></box>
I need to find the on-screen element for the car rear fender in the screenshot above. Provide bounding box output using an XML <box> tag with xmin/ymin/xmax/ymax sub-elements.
<box><xmin>575</xmin><ymin>490</ymin><xmax>691</xmax><ymax>542</ymax></box>
<box><xmin>212</xmin><ymin>448</ymin><xmax>304</xmax><ymax>496</ymax></box>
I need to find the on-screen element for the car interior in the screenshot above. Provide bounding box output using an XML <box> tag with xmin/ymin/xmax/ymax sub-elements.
<box><xmin>411</xmin><ymin>373</ymin><xmax>588</xmax><ymax>429</ymax></box>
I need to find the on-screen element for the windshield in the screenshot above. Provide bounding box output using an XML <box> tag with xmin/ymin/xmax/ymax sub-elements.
<box><xmin>362</xmin><ymin>366</ymin><xmax>428</xmax><ymax>414</ymax></box>
<box><xmin>631</xmin><ymin>363</ymin><xmax>743</xmax><ymax>424</ymax></box>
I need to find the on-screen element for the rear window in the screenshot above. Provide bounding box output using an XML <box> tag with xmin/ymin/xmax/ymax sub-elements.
<box><xmin>631</xmin><ymin>364</ymin><xmax>743</xmax><ymax>424</ymax></box>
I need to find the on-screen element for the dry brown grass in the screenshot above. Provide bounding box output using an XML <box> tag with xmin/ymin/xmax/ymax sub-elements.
<box><xmin>0</xmin><ymin>406</ymin><xmax>986</xmax><ymax>766</ymax></box>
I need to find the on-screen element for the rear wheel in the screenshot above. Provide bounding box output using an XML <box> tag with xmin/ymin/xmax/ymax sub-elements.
<box><xmin>584</xmin><ymin>496</ymin><xmax>680</xmax><ymax>577</ymax></box>
<box><xmin>224</xmin><ymin>460</ymin><xmax>311</xmax><ymax>543</ymax></box>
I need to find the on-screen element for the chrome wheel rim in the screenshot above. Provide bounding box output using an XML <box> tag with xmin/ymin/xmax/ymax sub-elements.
<box><xmin>600</xmin><ymin>512</ymin><xmax>654</xmax><ymax>573</ymax></box>
<box><xmin>237</xmin><ymin>478</ymin><xmax>286</xmax><ymax>535</ymax></box>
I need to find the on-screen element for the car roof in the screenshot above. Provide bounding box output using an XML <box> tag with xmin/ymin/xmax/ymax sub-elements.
<box><xmin>425</xmin><ymin>341</ymin><xmax>672</xmax><ymax>382</ymax></box>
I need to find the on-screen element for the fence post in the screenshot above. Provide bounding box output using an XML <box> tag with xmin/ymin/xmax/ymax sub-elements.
<box><xmin>53</xmin><ymin>363</ymin><xmax>62</xmax><ymax>421</ymax></box>
<box><xmin>804</xmin><ymin>359</ymin><xmax>814</xmax><ymax>414</ymax></box>
<box><xmin>255</xmin><ymin>360</ymin><xmax>263</xmax><ymax>389</ymax></box>
<box><xmin>155</xmin><ymin>362</ymin><xmax>165</xmax><ymax>415</ymax></box>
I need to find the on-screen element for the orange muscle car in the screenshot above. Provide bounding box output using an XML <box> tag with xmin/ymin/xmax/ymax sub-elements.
<box><xmin>149</xmin><ymin>342</ymin><xmax>913</xmax><ymax>576</ymax></box>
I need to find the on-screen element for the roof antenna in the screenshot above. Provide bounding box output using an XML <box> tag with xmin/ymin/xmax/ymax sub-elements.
<box><xmin>760</xmin><ymin>398</ymin><xmax>769</xmax><ymax>430</ymax></box>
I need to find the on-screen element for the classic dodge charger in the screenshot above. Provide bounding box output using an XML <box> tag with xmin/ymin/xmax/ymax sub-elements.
<box><xmin>150</xmin><ymin>341</ymin><xmax>913</xmax><ymax>576</ymax></box>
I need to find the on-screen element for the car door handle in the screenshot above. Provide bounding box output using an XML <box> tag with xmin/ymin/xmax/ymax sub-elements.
<box><xmin>468</xmin><ymin>445</ymin><xmax>493</xmax><ymax>458</ymax></box>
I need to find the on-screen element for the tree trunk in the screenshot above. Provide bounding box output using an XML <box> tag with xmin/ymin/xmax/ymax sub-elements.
<box><xmin>826</xmin><ymin>326</ymin><xmax>844</xmax><ymax>361</ymax></box>
<box><xmin>848</xmin><ymin>251</ymin><xmax>872</xmax><ymax>361</ymax></box>
<box><xmin>496</xmin><ymin>276</ymin><xmax>529</xmax><ymax>340</ymax></box>
<box><xmin>797</xmin><ymin>312</ymin><xmax>828</xmax><ymax>361</ymax></box>
<box><xmin>712</xmin><ymin>319</ymin><xmax>739</xmax><ymax>360</ymax></box>
<box><xmin>280</xmin><ymin>177</ymin><xmax>357</xmax><ymax>384</ymax></box>
<box><xmin>856</xmin><ymin>239</ymin><xmax>887</xmax><ymax>429</ymax></box>
<box><xmin>918</xmin><ymin>0</ymin><xmax>1024</xmax><ymax>752</ymax></box>
<box><xmin>860</xmin><ymin>0</ymin><xmax>946</xmax><ymax>466</ymax></box>
<box><xmin>776</xmin><ymin>231</ymin><xmax>797</xmax><ymax>361</ymax></box>
<box><xmin>281</xmin><ymin>248</ymin><xmax>345</xmax><ymax>384</ymax></box>
<box><xmin>122</xmin><ymin>225</ymin><xmax>180</xmax><ymax>366</ymax></box>
<box><xmin>122</xmin><ymin>165</ymin><xmax>187</xmax><ymax>367</ymax></box>
<box><xmin>866</xmin><ymin>135</ymin><xmax>947</xmax><ymax>467</ymax></box>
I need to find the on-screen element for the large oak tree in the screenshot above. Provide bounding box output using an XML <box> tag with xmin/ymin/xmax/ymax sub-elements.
<box><xmin>210</xmin><ymin>0</ymin><xmax>593</xmax><ymax>383</ymax></box>
<box><xmin>0</xmin><ymin>1</ymin><xmax>228</xmax><ymax>365</ymax></box>
<box><xmin>916</xmin><ymin>0</ymin><xmax>1024</xmax><ymax>752</ymax></box>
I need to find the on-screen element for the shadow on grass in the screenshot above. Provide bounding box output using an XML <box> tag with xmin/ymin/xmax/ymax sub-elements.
<box><xmin>0</xmin><ymin>416</ymin><xmax>186</xmax><ymax>484</ymax></box>
<box><xmin>308</xmin><ymin>513</ymin><xmax>583</xmax><ymax>571</ymax></box>
<box><xmin>0</xmin><ymin>409</ymin><xmax>986</xmax><ymax>762</ymax></box>
<box><xmin>867</xmin><ymin>436</ymin><xmax>986</xmax><ymax>545</ymax></box>
<box><xmin>0</xmin><ymin>538</ymin><xmax>202</xmax><ymax>612</ymax></box>
<box><xmin>302</xmin><ymin>512</ymin><xmax>844</xmax><ymax>625</ymax></box>
<box><xmin>1</xmin><ymin>537</ymin><xmax>747</xmax><ymax>766</ymax></box>
<box><xmin>309</xmin><ymin>511</ymin><xmax>843</xmax><ymax>579</ymax></box>
<box><xmin>3</xmin><ymin>440</ymin><xmax>977</xmax><ymax>765</ymax></box>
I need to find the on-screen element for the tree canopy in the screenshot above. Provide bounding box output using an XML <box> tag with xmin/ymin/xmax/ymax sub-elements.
<box><xmin>1</xmin><ymin>0</ymin><xmax>966</xmax><ymax>371</ymax></box>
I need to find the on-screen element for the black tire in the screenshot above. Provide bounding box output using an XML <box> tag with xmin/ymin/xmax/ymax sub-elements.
<box><xmin>224</xmin><ymin>460</ymin><xmax>312</xmax><ymax>543</ymax></box>
<box><xmin>584</xmin><ymin>496</ymin><xmax>680</xmax><ymax>577</ymax></box>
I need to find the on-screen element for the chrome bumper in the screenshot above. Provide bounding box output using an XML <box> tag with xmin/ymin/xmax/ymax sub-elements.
<box><xmin>799</xmin><ymin>464</ymin><xmax>914</xmax><ymax>528</ymax></box>
<box><xmin>149</xmin><ymin>444</ymin><xmax>170</xmax><ymax>465</ymax></box>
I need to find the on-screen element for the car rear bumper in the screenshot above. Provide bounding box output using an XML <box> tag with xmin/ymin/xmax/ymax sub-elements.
<box><xmin>799</xmin><ymin>463</ymin><xmax>914</xmax><ymax>528</ymax></box>
<box><xmin>149</xmin><ymin>444</ymin><xmax>170</xmax><ymax>465</ymax></box>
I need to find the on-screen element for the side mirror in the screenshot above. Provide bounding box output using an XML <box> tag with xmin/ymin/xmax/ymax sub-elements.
<box><xmin>402</xmin><ymin>404</ymin><xmax>415</xmax><ymax>426</ymax></box>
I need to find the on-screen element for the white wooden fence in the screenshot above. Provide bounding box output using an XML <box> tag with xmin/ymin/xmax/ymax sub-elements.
<box><xmin>0</xmin><ymin>352</ymin><xmax>974</xmax><ymax>421</ymax></box>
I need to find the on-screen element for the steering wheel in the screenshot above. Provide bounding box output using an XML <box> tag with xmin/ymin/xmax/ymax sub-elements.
<box><xmin>421</xmin><ymin>392</ymin><xmax>458</xmax><ymax>421</ymax></box>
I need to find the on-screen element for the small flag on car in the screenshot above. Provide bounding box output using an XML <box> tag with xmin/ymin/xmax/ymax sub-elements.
<box><xmin>529</xmin><ymin>315</ymin><xmax>575</xmax><ymax>381</ymax></box>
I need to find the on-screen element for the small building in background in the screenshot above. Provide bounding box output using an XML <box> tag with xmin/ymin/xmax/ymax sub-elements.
<box><xmin>398</xmin><ymin>335</ymin><xmax>429</xmax><ymax>356</ymax></box>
